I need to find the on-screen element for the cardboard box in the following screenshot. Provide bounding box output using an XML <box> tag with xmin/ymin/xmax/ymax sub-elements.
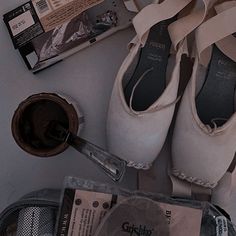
<box><xmin>3</xmin><ymin>0</ymin><xmax>135</xmax><ymax>73</ymax></box>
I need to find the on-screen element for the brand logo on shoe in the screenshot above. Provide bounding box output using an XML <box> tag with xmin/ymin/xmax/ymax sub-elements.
<box><xmin>121</xmin><ymin>222</ymin><xmax>153</xmax><ymax>236</ymax></box>
<box><xmin>149</xmin><ymin>41</ymin><xmax>165</xmax><ymax>50</ymax></box>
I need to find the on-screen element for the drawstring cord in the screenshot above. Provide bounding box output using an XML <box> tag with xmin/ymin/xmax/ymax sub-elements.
<box><xmin>129</xmin><ymin>67</ymin><xmax>181</xmax><ymax>114</ymax></box>
<box><xmin>205</xmin><ymin>118</ymin><xmax>228</xmax><ymax>133</ymax></box>
<box><xmin>129</xmin><ymin>67</ymin><xmax>154</xmax><ymax>110</ymax></box>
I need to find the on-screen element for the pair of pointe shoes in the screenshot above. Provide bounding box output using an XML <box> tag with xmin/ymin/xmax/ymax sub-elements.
<box><xmin>107</xmin><ymin>0</ymin><xmax>236</xmax><ymax>203</ymax></box>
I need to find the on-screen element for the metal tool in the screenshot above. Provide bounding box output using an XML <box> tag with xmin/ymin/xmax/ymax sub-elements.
<box><xmin>46</xmin><ymin>121</ymin><xmax>126</xmax><ymax>182</ymax></box>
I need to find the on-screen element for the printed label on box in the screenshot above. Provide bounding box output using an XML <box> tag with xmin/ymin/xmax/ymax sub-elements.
<box><xmin>32</xmin><ymin>0</ymin><xmax>104</xmax><ymax>32</ymax></box>
<box><xmin>57</xmin><ymin>189</ymin><xmax>202</xmax><ymax>236</ymax></box>
<box><xmin>9</xmin><ymin>11</ymin><xmax>35</xmax><ymax>36</ymax></box>
<box><xmin>68</xmin><ymin>190</ymin><xmax>118</xmax><ymax>235</ymax></box>
<box><xmin>3</xmin><ymin>2</ymin><xmax>44</xmax><ymax>48</ymax></box>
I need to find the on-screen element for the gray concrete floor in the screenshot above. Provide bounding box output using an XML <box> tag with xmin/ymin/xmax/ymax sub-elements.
<box><xmin>0</xmin><ymin>0</ymin><xmax>137</xmax><ymax>213</ymax></box>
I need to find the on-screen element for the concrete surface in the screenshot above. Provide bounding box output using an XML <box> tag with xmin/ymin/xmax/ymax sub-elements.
<box><xmin>0</xmin><ymin>0</ymin><xmax>137</xmax><ymax>213</ymax></box>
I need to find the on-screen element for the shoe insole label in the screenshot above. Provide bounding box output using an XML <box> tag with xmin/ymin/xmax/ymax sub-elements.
<box><xmin>124</xmin><ymin>17</ymin><xmax>175</xmax><ymax>111</ymax></box>
<box><xmin>196</xmin><ymin>45</ymin><xmax>236</xmax><ymax>127</ymax></box>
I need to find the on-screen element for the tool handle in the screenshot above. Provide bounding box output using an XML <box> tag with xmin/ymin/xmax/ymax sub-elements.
<box><xmin>68</xmin><ymin>135</ymin><xmax>126</xmax><ymax>182</ymax></box>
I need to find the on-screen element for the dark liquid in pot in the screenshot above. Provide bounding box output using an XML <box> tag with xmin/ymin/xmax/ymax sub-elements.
<box><xmin>20</xmin><ymin>100</ymin><xmax>69</xmax><ymax>149</ymax></box>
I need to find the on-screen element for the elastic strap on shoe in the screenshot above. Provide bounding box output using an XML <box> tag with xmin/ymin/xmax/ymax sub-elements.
<box><xmin>195</xmin><ymin>1</ymin><xmax>236</xmax><ymax>66</ymax></box>
<box><xmin>132</xmin><ymin>0</ymin><xmax>192</xmax><ymax>46</ymax></box>
<box><xmin>170</xmin><ymin>175</ymin><xmax>212</xmax><ymax>200</ymax></box>
<box><xmin>168</xmin><ymin>164</ymin><xmax>212</xmax><ymax>200</ymax></box>
<box><xmin>168</xmin><ymin>0</ymin><xmax>217</xmax><ymax>51</ymax></box>
<box><xmin>170</xmin><ymin>150</ymin><xmax>236</xmax><ymax>201</ymax></box>
<box><xmin>214</xmin><ymin>1</ymin><xmax>236</xmax><ymax>64</ymax></box>
<box><xmin>169</xmin><ymin>173</ymin><xmax>192</xmax><ymax>197</ymax></box>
